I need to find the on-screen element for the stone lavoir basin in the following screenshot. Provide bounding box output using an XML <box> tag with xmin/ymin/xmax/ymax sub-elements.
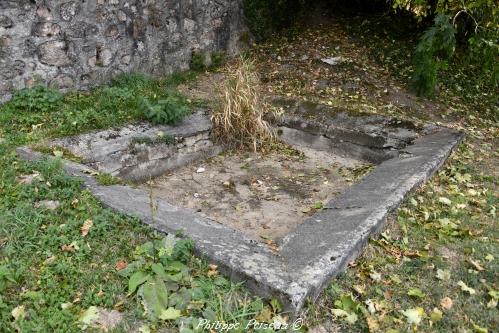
<box><xmin>18</xmin><ymin>100</ymin><xmax>463</xmax><ymax>313</ymax></box>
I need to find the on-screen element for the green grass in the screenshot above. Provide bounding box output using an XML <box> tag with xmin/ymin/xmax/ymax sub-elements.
<box><xmin>95</xmin><ymin>173</ymin><xmax>122</xmax><ymax>186</ymax></box>
<box><xmin>0</xmin><ymin>71</ymin><xmax>197</xmax><ymax>148</ymax></box>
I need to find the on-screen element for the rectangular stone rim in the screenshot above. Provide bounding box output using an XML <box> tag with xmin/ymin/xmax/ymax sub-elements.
<box><xmin>16</xmin><ymin>126</ymin><xmax>463</xmax><ymax>313</ymax></box>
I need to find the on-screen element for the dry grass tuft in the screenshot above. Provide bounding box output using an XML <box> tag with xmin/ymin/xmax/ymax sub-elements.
<box><xmin>211</xmin><ymin>57</ymin><xmax>274</xmax><ymax>151</ymax></box>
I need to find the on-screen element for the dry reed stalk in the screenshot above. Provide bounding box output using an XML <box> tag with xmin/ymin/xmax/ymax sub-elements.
<box><xmin>211</xmin><ymin>57</ymin><xmax>274</xmax><ymax>151</ymax></box>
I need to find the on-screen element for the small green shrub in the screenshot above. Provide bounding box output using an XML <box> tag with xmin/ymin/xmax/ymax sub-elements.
<box><xmin>7</xmin><ymin>85</ymin><xmax>63</xmax><ymax>113</ymax></box>
<box><xmin>211</xmin><ymin>52</ymin><xmax>226</xmax><ymax>68</ymax></box>
<box><xmin>163</xmin><ymin>71</ymin><xmax>198</xmax><ymax>87</ymax></box>
<box><xmin>139</xmin><ymin>95</ymin><xmax>190</xmax><ymax>125</ymax></box>
<box><xmin>411</xmin><ymin>14</ymin><xmax>456</xmax><ymax>97</ymax></box>
<box><xmin>190</xmin><ymin>52</ymin><xmax>206</xmax><ymax>72</ymax></box>
<box><xmin>119</xmin><ymin>236</ymin><xmax>195</xmax><ymax>320</ymax></box>
<box><xmin>190</xmin><ymin>51</ymin><xmax>226</xmax><ymax>71</ymax></box>
<box><xmin>99</xmin><ymin>86</ymin><xmax>134</xmax><ymax>100</ymax></box>
<box><xmin>96</xmin><ymin>173</ymin><xmax>122</xmax><ymax>186</ymax></box>
<box><xmin>468</xmin><ymin>32</ymin><xmax>499</xmax><ymax>88</ymax></box>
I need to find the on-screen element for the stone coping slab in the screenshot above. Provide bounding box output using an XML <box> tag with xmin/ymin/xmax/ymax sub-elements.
<box><xmin>45</xmin><ymin>110</ymin><xmax>222</xmax><ymax>182</ymax></box>
<box><xmin>17</xmin><ymin>115</ymin><xmax>463</xmax><ymax>314</ymax></box>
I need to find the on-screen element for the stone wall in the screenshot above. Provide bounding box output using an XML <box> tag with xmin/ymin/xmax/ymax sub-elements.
<box><xmin>0</xmin><ymin>0</ymin><xmax>245</xmax><ymax>102</ymax></box>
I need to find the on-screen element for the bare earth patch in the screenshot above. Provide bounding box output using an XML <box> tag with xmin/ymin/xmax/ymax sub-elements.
<box><xmin>147</xmin><ymin>146</ymin><xmax>364</xmax><ymax>241</ymax></box>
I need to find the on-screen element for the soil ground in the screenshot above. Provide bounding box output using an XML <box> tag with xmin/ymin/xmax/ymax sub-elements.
<box><xmin>147</xmin><ymin>146</ymin><xmax>363</xmax><ymax>240</ymax></box>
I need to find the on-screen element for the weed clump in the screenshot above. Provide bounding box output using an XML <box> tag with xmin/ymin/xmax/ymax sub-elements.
<box><xmin>211</xmin><ymin>57</ymin><xmax>274</xmax><ymax>151</ymax></box>
<box><xmin>190</xmin><ymin>52</ymin><xmax>206</xmax><ymax>72</ymax></box>
<box><xmin>139</xmin><ymin>95</ymin><xmax>190</xmax><ymax>125</ymax></box>
<box><xmin>190</xmin><ymin>51</ymin><xmax>226</xmax><ymax>72</ymax></box>
<box><xmin>96</xmin><ymin>172</ymin><xmax>122</xmax><ymax>186</ymax></box>
<box><xmin>7</xmin><ymin>85</ymin><xmax>63</xmax><ymax>113</ymax></box>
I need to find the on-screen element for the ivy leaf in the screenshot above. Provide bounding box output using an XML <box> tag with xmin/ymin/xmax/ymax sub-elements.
<box><xmin>159</xmin><ymin>307</ymin><xmax>181</xmax><ymax>320</ymax></box>
<box><xmin>334</xmin><ymin>293</ymin><xmax>361</xmax><ymax>313</ymax></box>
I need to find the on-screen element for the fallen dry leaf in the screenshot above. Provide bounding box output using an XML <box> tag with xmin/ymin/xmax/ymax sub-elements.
<box><xmin>44</xmin><ymin>256</ymin><xmax>56</xmax><ymax>265</ymax></box>
<box><xmin>81</xmin><ymin>219</ymin><xmax>93</xmax><ymax>237</ymax></box>
<box><xmin>265</xmin><ymin>239</ymin><xmax>280</xmax><ymax>253</ymax></box>
<box><xmin>440</xmin><ymin>297</ymin><xmax>453</xmax><ymax>310</ymax></box>
<box><xmin>469</xmin><ymin>259</ymin><xmax>484</xmax><ymax>271</ymax></box>
<box><xmin>401</xmin><ymin>307</ymin><xmax>425</xmax><ymax>325</ymax></box>
<box><xmin>115</xmin><ymin>261</ymin><xmax>128</xmax><ymax>271</ymax></box>
<box><xmin>366</xmin><ymin>316</ymin><xmax>380</xmax><ymax>332</ymax></box>
<box><xmin>95</xmin><ymin>309</ymin><xmax>123</xmax><ymax>331</ymax></box>
<box><xmin>457</xmin><ymin>280</ymin><xmax>476</xmax><ymax>294</ymax></box>
<box><xmin>61</xmin><ymin>241</ymin><xmax>79</xmax><ymax>252</ymax></box>
<box><xmin>207</xmin><ymin>264</ymin><xmax>218</xmax><ymax>277</ymax></box>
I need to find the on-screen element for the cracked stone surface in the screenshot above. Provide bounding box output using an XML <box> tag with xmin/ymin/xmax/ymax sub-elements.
<box><xmin>47</xmin><ymin>110</ymin><xmax>222</xmax><ymax>182</ymax></box>
<box><xmin>270</xmin><ymin>99</ymin><xmax>426</xmax><ymax>163</ymax></box>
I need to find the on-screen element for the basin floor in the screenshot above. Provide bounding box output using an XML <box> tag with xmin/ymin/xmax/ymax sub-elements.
<box><xmin>146</xmin><ymin>145</ymin><xmax>365</xmax><ymax>241</ymax></box>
